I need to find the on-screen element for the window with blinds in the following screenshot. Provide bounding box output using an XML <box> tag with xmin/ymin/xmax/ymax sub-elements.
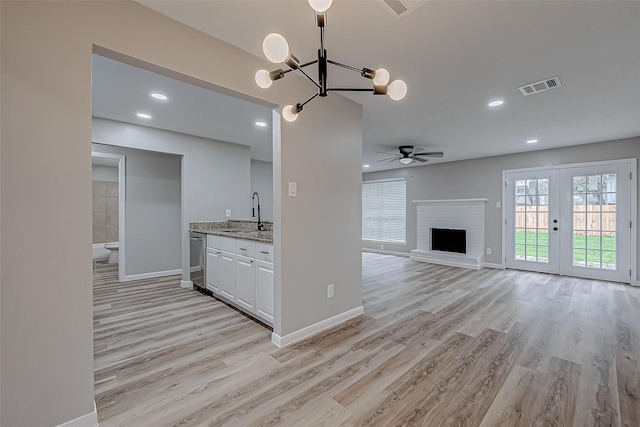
<box><xmin>362</xmin><ymin>178</ymin><xmax>406</xmax><ymax>243</ymax></box>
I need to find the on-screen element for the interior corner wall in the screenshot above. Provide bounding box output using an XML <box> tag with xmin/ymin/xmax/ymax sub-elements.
<box><xmin>92</xmin><ymin>143</ymin><xmax>182</xmax><ymax>276</ymax></box>
<box><xmin>277</xmin><ymin>95</ymin><xmax>363</xmax><ymax>337</ymax></box>
<box><xmin>362</xmin><ymin>137</ymin><xmax>640</xmax><ymax>277</ymax></box>
<box><xmin>1</xmin><ymin>2</ymin><xmax>364</xmax><ymax>425</ymax></box>
<box><xmin>251</xmin><ymin>159</ymin><xmax>274</xmax><ymax>221</ymax></box>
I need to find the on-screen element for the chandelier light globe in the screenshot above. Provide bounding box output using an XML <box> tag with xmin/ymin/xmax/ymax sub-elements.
<box><xmin>373</xmin><ymin>68</ymin><xmax>390</xmax><ymax>86</ymax></box>
<box><xmin>308</xmin><ymin>0</ymin><xmax>333</xmax><ymax>13</ymax></box>
<box><xmin>263</xmin><ymin>33</ymin><xmax>290</xmax><ymax>64</ymax></box>
<box><xmin>399</xmin><ymin>157</ymin><xmax>413</xmax><ymax>164</ymax></box>
<box><xmin>255</xmin><ymin>69</ymin><xmax>273</xmax><ymax>89</ymax></box>
<box><xmin>388</xmin><ymin>79</ymin><xmax>408</xmax><ymax>101</ymax></box>
<box><xmin>282</xmin><ymin>105</ymin><xmax>299</xmax><ymax>122</ymax></box>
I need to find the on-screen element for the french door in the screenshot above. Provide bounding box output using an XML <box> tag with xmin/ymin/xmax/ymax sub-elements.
<box><xmin>505</xmin><ymin>160</ymin><xmax>634</xmax><ymax>283</ymax></box>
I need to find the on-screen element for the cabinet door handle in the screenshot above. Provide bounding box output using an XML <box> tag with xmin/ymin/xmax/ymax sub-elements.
<box><xmin>239</xmin><ymin>247</ymin><xmax>247</xmax><ymax>251</ymax></box>
<box><xmin>260</xmin><ymin>251</ymin><xmax>270</xmax><ymax>254</ymax></box>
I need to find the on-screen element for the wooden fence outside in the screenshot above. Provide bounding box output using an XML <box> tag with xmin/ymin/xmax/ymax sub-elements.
<box><xmin>515</xmin><ymin>205</ymin><xmax>616</xmax><ymax>234</ymax></box>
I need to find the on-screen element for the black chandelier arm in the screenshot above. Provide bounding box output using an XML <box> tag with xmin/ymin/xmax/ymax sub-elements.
<box><xmin>298</xmin><ymin>60</ymin><xmax>318</xmax><ymax>69</ymax></box>
<box><xmin>327</xmin><ymin>59</ymin><xmax>372</xmax><ymax>77</ymax></box>
<box><xmin>295</xmin><ymin>66</ymin><xmax>321</xmax><ymax>90</ymax></box>
<box><xmin>299</xmin><ymin>92</ymin><xmax>320</xmax><ymax>109</ymax></box>
<box><xmin>327</xmin><ymin>88</ymin><xmax>374</xmax><ymax>92</ymax></box>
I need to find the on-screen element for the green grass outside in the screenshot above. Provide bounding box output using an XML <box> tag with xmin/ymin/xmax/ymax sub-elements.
<box><xmin>515</xmin><ymin>231</ymin><xmax>615</xmax><ymax>264</ymax></box>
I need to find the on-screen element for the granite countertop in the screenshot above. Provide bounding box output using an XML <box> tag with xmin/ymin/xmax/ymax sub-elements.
<box><xmin>190</xmin><ymin>219</ymin><xmax>273</xmax><ymax>244</ymax></box>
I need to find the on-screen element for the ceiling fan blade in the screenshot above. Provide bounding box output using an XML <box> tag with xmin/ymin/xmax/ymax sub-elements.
<box><xmin>412</xmin><ymin>151</ymin><xmax>444</xmax><ymax>158</ymax></box>
<box><xmin>413</xmin><ymin>156</ymin><xmax>428</xmax><ymax>162</ymax></box>
<box><xmin>376</xmin><ymin>157</ymin><xmax>400</xmax><ymax>162</ymax></box>
<box><xmin>375</xmin><ymin>151</ymin><xmax>401</xmax><ymax>155</ymax></box>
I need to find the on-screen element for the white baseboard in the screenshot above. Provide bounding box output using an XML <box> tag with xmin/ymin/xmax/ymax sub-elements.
<box><xmin>56</xmin><ymin>400</ymin><xmax>98</xmax><ymax>427</ymax></box>
<box><xmin>181</xmin><ymin>280</ymin><xmax>194</xmax><ymax>289</ymax></box>
<box><xmin>362</xmin><ymin>248</ymin><xmax>410</xmax><ymax>257</ymax></box>
<box><xmin>122</xmin><ymin>268</ymin><xmax>182</xmax><ymax>282</ymax></box>
<box><xmin>483</xmin><ymin>262</ymin><xmax>505</xmax><ymax>269</ymax></box>
<box><xmin>271</xmin><ymin>305</ymin><xmax>365</xmax><ymax>347</ymax></box>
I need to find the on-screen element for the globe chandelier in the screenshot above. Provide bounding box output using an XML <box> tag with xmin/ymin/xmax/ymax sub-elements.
<box><xmin>255</xmin><ymin>0</ymin><xmax>408</xmax><ymax>122</ymax></box>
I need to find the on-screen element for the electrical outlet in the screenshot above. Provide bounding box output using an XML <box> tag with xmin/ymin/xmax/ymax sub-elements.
<box><xmin>327</xmin><ymin>284</ymin><xmax>334</xmax><ymax>298</ymax></box>
<box><xmin>225</xmin><ymin>209</ymin><xmax>232</xmax><ymax>218</ymax></box>
<box><xmin>486</xmin><ymin>248</ymin><xmax>492</xmax><ymax>255</ymax></box>
<box><xmin>380</xmin><ymin>244</ymin><xmax>384</xmax><ymax>250</ymax></box>
<box><xmin>496</xmin><ymin>201</ymin><xmax>501</xmax><ymax>209</ymax></box>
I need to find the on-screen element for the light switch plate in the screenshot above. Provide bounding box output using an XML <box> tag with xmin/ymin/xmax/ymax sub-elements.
<box><xmin>496</xmin><ymin>201</ymin><xmax>501</xmax><ymax>208</ymax></box>
<box><xmin>288</xmin><ymin>182</ymin><xmax>297</xmax><ymax>197</ymax></box>
<box><xmin>225</xmin><ymin>209</ymin><xmax>232</xmax><ymax>218</ymax></box>
<box><xmin>327</xmin><ymin>284</ymin><xmax>334</xmax><ymax>298</ymax></box>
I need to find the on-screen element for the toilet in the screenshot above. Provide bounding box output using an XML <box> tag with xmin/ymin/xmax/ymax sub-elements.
<box><xmin>104</xmin><ymin>242</ymin><xmax>119</xmax><ymax>264</ymax></box>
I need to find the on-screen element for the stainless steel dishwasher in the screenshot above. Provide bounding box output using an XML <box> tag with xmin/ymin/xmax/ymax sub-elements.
<box><xmin>189</xmin><ymin>231</ymin><xmax>206</xmax><ymax>290</ymax></box>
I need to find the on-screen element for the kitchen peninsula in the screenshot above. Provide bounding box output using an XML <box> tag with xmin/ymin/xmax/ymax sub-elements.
<box><xmin>190</xmin><ymin>220</ymin><xmax>274</xmax><ymax>326</ymax></box>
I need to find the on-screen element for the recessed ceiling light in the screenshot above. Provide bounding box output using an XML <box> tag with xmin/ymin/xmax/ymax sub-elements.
<box><xmin>151</xmin><ymin>93</ymin><xmax>168</xmax><ymax>100</ymax></box>
<box><xmin>526</xmin><ymin>139</ymin><xmax>538</xmax><ymax>144</ymax></box>
<box><xmin>255</xmin><ymin>121</ymin><xmax>267</xmax><ymax>127</ymax></box>
<box><xmin>136</xmin><ymin>112</ymin><xmax>152</xmax><ymax>119</ymax></box>
<box><xmin>363</xmin><ymin>164</ymin><xmax>370</xmax><ymax>168</ymax></box>
<box><xmin>488</xmin><ymin>100</ymin><xmax>504</xmax><ymax>107</ymax></box>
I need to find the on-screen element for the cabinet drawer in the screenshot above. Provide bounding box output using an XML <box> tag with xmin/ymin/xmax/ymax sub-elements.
<box><xmin>255</xmin><ymin>243</ymin><xmax>274</xmax><ymax>262</ymax></box>
<box><xmin>235</xmin><ymin>239</ymin><xmax>256</xmax><ymax>258</ymax></box>
<box><xmin>207</xmin><ymin>235</ymin><xmax>236</xmax><ymax>252</ymax></box>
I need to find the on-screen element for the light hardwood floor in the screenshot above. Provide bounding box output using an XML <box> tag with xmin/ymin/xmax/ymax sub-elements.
<box><xmin>93</xmin><ymin>253</ymin><xmax>640</xmax><ymax>426</ymax></box>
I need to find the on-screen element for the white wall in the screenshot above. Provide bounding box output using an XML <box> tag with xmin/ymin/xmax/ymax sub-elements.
<box><xmin>251</xmin><ymin>159</ymin><xmax>273</xmax><ymax>222</ymax></box>
<box><xmin>1</xmin><ymin>2</ymin><xmax>363</xmax><ymax>425</ymax></box>
<box><xmin>92</xmin><ymin>143</ymin><xmax>182</xmax><ymax>277</ymax></box>
<box><xmin>276</xmin><ymin>98</ymin><xmax>363</xmax><ymax>338</ymax></box>
<box><xmin>363</xmin><ymin>137</ymin><xmax>640</xmax><ymax>278</ymax></box>
<box><xmin>91</xmin><ymin>164</ymin><xmax>118</xmax><ymax>182</ymax></box>
<box><xmin>92</xmin><ymin>118</ymin><xmax>252</xmax><ymax>282</ymax></box>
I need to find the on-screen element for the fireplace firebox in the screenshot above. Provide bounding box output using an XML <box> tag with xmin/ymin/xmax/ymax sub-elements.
<box><xmin>431</xmin><ymin>228</ymin><xmax>466</xmax><ymax>254</ymax></box>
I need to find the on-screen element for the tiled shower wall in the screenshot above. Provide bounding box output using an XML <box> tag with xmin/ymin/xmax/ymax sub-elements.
<box><xmin>93</xmin><ymin>181</ymin><xmax>119</xmax><ymax>244</ymax></box>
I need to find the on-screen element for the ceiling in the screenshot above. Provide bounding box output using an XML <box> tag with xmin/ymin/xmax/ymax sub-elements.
<box><xmin>104</xmin><ymin>0</ymin><xmax>640</xmax><ymax>172</ymax></box>
<box><xmin>92</xmin><ymin>55</ymin><xmax>275</xmax><ymax>162</ymax></box>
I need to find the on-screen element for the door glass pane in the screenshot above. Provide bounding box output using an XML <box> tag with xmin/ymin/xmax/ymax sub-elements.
<box><xmin>514</xmin><ymin>178</ymin><xmax>549</xmax><ymax>263</ymax></box>
<box><xmin>572</xmin><ymin>173</ymin><xmax>617</xmax><ymax>269</ymax></box>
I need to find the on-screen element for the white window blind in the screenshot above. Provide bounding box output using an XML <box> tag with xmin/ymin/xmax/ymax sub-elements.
<box><xmin>362</xmin><ymin>178</ymin><xmax>406</xmax><ymax>243</ymax></box>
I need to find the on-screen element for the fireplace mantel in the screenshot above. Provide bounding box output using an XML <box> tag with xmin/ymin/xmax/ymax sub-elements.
<box><xmin>410</xmin><ymin>199</ymin><xmax>488</xmax><ymax>269</ymax></box>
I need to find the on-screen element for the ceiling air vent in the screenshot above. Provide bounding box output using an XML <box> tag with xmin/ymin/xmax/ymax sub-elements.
<box><xmin>519</xmin><ymin>76</ymin><xmax>562</xmax><ymax>96</ymax></box>
<box><xmin>380</xmin><ymin>0</ymin><xmax>431</xmax><ymax>19</ymax></box>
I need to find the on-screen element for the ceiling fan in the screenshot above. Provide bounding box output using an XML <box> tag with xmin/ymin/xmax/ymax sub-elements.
<box><xmin>377</xmin><ymin>145</ymin><xmax>444</xmax><ymax>165</ymax></box>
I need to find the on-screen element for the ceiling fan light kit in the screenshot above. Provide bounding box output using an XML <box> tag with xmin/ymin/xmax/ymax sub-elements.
<box><xmin>255</xmin><ymin>0</ymin><xmax>407</xmax><ymax>122</ymax></box>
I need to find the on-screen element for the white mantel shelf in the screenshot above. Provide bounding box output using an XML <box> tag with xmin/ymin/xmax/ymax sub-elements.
<box><xmin>411</xmin><ymin>198</ymin><xmax>488</xmax><ymax>270</ymax></box>
<box><xmin>413</xmin><ymin>199</ymin><xmax>488</xmax><ymax>204</ymax></box>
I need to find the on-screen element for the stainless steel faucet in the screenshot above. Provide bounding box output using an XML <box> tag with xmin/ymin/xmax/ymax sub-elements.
<box><xmin>252</xmin><ymin>192</ymin><xmax>264</xmax><ymax>231</ymax></box>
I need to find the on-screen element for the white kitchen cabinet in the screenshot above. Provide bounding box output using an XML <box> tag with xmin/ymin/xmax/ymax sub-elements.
<box><xmin>219</xmin><ymin>250</ymin><xmax>236</xmax><ymax>300</ymax></box>
<box><xmin>205</xmin><ymin>248</ymin><xmax>222</xmax><ymax>294</ymax></box>
<box><xmin>255</xmin><ymin>260</ymin><xmax>274</xmax><ymax>324</ymax></box>
<box><xmin>235</xmin><ymin>254</ymin><xmax>255</xmax><ymax>312</ymax></box>
<box><xmin>206</xmin><ymin>236</ymin><xmax>273</xmax><ymax>325</ymax></box>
